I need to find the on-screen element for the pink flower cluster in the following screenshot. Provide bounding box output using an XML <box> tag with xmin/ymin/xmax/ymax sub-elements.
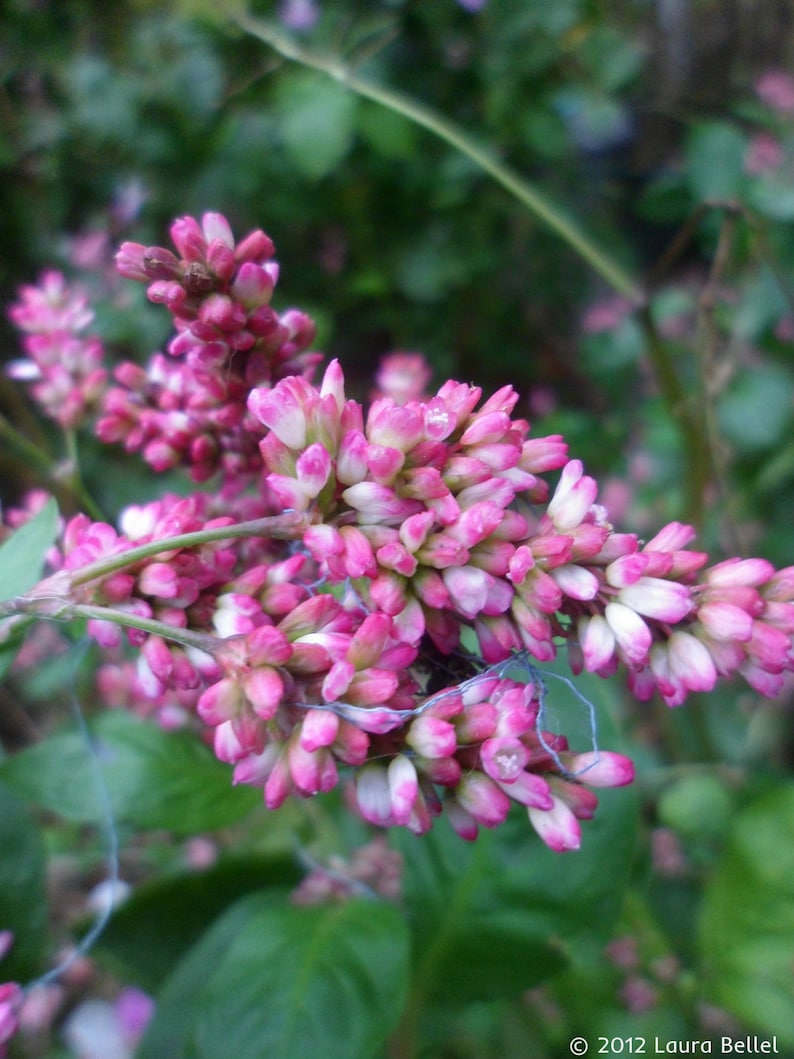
<box><xmin>195</xmin><ymin>596</ymin><xmax>634</xmax><ymax>847</ymax></box>
<box><xmin>7</xmin><ymin>210</ymin><xmax>794</xmax><ymax>849</ymax></box>
<box><xmin>246</xmin><ymin>361</ymin><xmax>794</xmax><ymax>706</ymax></box>
<box><xmin>7</xmin><ymin>271</ymin><xmax>107</xmax><ymax>429</ymax></box>
<box><xmin>100</xmin><ymin>213</ymin><xmax>321</xmax><ymax>487</ymax></box>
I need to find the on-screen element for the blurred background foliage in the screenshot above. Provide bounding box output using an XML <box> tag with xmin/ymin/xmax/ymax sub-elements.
<box><xmin>1</xmin><ymin>1</ymin><xmax>794</xmax><ymax>1057</ymax></box>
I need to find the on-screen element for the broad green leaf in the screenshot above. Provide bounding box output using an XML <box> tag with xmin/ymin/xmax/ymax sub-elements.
<box><xmin>97</xmin><ymin>854</ymin><xmax>301</xmax><ymax>991</ymax></box>
<box><xmin>0</xmin><ymin>780</ymin><xmax>48</xmax><ymax>981</ymax></box>
<box><xmin>275</xmin><ymin>70</ymin><xmax>356</xmax><ymax>180</ymax></box>
<box><xmin>0</xmin><ymin>498</ymin><xmax>59</xmax><ymax>603</ymax></box>
<box><xmin>394</xmin><ymin>659</ymin><xmax>639</xmax><ymax>1007</ymax></box>
<box><xmin>138</xmin><ymin>894</ymin><xmax>411</xmax><ymax>1059</ymax></box>
<box><xmin>135</xmin><ymin>895</ymin><xmax>259</xmax><ymax>1059</ymax></box>
<box><xmin>685</xmin><ymin>122</ymin><xmax>748</xmax><ymax>202</ymax></box>
<box><xmin>0</xmin><ymin>711</ymin><xmax>260</xmax><ymax>834</ymax></box>
<box><xmin>699</xmin><ymin>784</ymin><xmax>794</xmax><ymax>1047</ymax></box>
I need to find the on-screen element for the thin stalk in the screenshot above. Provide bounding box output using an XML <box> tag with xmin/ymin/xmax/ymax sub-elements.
<box><xmin>636</xmin><ymin>307</ymin><xmax>713</xmax><ymax>526</ymax></box>
<box><xmin>64</xmin><ymin>429</ymin><xmax>106</xmax><ymax>522</ymax></box>
<box><xmin>235</xmin><ymin>15</ymin><xmax>643</xmax><ymax>304</ymax></box>
<box><xmin>695</xmin><ymin>209</ymin><xmax>743</xmax><ymax>550</ymax></box>
<box><xmin>7</xmin><ymin>597</ymin><xmax>221</xmax><ymax>655</ymax></box>
<box><xmin>0</xmin><ymin>412</ymin><xmax>54</xmax><ymax>476</ymax></box>
<box><xmin>68</xmin><ymin>511</ymin><xmax>315</xmax><ymax>587</ymax></box>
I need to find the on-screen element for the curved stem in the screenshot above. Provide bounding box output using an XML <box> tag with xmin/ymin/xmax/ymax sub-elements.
<box><xmin>235</xmin><ymin>15</ymin><xmax>643</xmax><ymax>303</ymax></box>
<box><xmin>7</xmin><ymin>596</ymin><xmax>222</xmax><ymax>655</ymax></box>
<box><xmin>68</xmin><ymin>511</ymin><xmax>315</xmax><ymax>588</ymax></box>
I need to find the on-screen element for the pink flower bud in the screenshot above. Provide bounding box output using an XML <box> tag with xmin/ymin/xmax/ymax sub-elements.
<box><xmin>546</xmin><ymin>460</ymin><xmax>598</xmax><ymax>531</ymax></box>
<box><xmin>299</xmin><ymin>708</ymin><xmax>339</xmax><ymax>751</ymax></box>
<box><xmin>288</xmin><ymin>740</ymin><xmax>338</xmax><ymax>796</ymax></box>
<box><xmin>201</xmin><ymin>211</ymin><xmax>234</xmax><ymax>249</ymax></box>
<box><xmin>231</xmin><ymin>262</ymin><xmax>276</xmax><ymax>307</ymax></box>
<box><xmin>342</xmin><ymin>482</ymin><xmax>423</xmax><ymax>522</ymax></box>
<box><xmin>235</xmin><ymin>228</ymin><xmax>276</xmax><ymax>262</ymax></box>
<box><xmin>498</xmin><ymin>770</ymin><xmax>553</xmax><ymax>809</ymax></box>
<box><xmin>696</xmin><ymin>601</ymin><xmax>754</xmax><ymax>642</ymax></box>
<box><xmin>528</xmin><ymin>796</ymin><xmax>582</xmax><ymax>851</ymax></box>
<box><xmin>605</xmin><ymin>602</ymin><xmax>652</xmax><ymax>667</ymax></box>
<box><xmin>705</xmin><ymin>557</ymin><xmax>776</xmax><ymax>588</ymax></box>
<box><xmin>197</xmin><ymin>678</ymin><xmax>241</xmax><ymax>724</ymax></box>
<box><xmin>406</xmin><ymin>715</ymin><xmax>457</xmax><ymax>758</ymax></box>
<box><xmin>618</xmin><ymin>577</ymin><xmax>693</xmax><ymax>622</ymax></box>
<box><xmin>295</xmin><ymin>442</ymin><xmax>332</xmax><ymax>497</ymax></box>
<box><xmin>242</xmin><ymin>665</ymin><xmax>285</xmax><ymax>719</ymax></box>
<box><xmin>552</xmin><ymin>564</ymin><xmax>600</xmax><ymax>600</ymax></box>
<box><xmin>520</xmin><ymin>435</ymin><xmax>568</xmax><ymax>472</ymax></box>
<box><xmin>247</xmin><ymin>625</ymin><xmax>293</xmax><ymax>666</ymax></box>
<box><xmin>442</xmin><ymin>565</ymin><xmax>494</xmax><ymax>619</ymax></box>
<box><xmin>248</xmin><ymin>383</ymin><xmax>307</xmax><ymax>449</ymax></box>
<box><xmin>345</xmin><ymin>668</ymin><xmax>400</xmax><ymax>706</ymax></box>
<box><xmin>747</xmin><ymin>621</ymin><xmax>790</xmax><ymax>671</ymax></box>
<box><xmin>322</xmin><ymin>660</ymin><xmax>355</xmax><ymax>701</ymax></box>
<box><xmin>115</xmin><ymin>242</ymin><xmax>149</xmax><ymax>281</ymax></box>
<box><xmin>446</xmin><ymin>800</ymin><xmax>480</xmax><ymax>841</ymax></box>
<box><xmin>356</xmin><ymin>764</ymin><xmax>394</xmax><ymax>826</ymax></box>
<box><xmin>668</xmin><ymin>631</ymin><xmax>717</xmax><ymax>691</ymax></box>
<box><xmin>579</xmin><ymin>614</ymin><xmax>617</xmax><ymax>672</ymax></box>
<box><xmin>206</xmin><ymin>241</ymin><xmax>236</xmax><ymax>283</ymax></box>
<box><xmin>346</xmin><ymin>613</ymin><xmax>392</xmax><ymax>669</ymax></box>
<box><xmin>562</xmin><ymin>751</ymin><xmax>635</xmax><ymax>787</ymax></box>
<box><xmin>606</xmin><ymin>553</ymin><xmax>649</xmax><ymax>587</ymax></box>
<box><xmin>388</xmin><ymin>755</ymin><xmax>419</xmax><ymax>826</ymax></box>
<box><xmin>455</xmin><ymin>771</ymin><xmax>512</xmax><ymax>828</ymax></box>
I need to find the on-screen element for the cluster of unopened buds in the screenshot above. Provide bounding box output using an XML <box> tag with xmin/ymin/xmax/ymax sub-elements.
<box><xmin>4</xmin><ymin>212</ymin><xmax>794</xmax><ymax>858</ymax></box>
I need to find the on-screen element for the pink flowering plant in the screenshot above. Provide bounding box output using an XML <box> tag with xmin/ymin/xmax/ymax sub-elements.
<box><xmin>0</xmin><ymin>205</ymin><xmax>792</xmax><ymax>1058</ymax></box>
<box><xmin>1</xmin><ymin>10</ymin><xmax>794</xmax><ymax>1058</ymax></box>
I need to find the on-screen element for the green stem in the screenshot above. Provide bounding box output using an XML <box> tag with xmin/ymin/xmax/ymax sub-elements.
<box><xmin>0</xmin><ymin>412</ymin><xmax>55</xmax><ymax>476</ymax></box>
<box><xmin>6</xmin><ymin>596</ymin><xmax>222</xmax><ymax>654</ymax></box>
<box><xmin>636</xmin><ymin>308</ymin><xmax>712</xmax><ymax>526</ymax></box>
<box><xmin>65</xmin><ymin>429</ymin><xmax>106</xmax><ymax>522</ymax></box>
<box><xmin>68</xmin><ymin>511</ymin><xmax>315</xmax><ymax>587</ymax></box>
<box><xmin>235</xmin><ymin>15</ymin><xmax>643</xmax><ymax>303</ymax></box>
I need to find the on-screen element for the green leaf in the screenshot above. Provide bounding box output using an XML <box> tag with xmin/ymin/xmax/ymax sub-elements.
<box><xmin>138</xmin><ymin>894</ymin><xmax>411</xmax><ymax>1059</ymax></box>
<box><xmin>394</xmin><ymin>659</ymin><xmax>639</xmax><ymax>1007</ymax></box>
<box><xmin>0</xmin><ymin>711</ymin><xmax>260</xmax><ymax>834</ymax></box>
<box><xmin>748</xmin><ymin>169</ymin><xmax>794</xmax><ymax>220</ymax></box>
<box><xmin>717</xmin><ymin>364</ymin><xmax>794</xmax><ymax>452</ymax></box>
<box><xmin>135</xmin><ymin>895</ymin><xmax>259</xmax><ymax>1059</ymax></box>
<box><xmin>97</xmin><ymin>854</ymin><xmax>302</xmax><ymax>991</ymax></box>
<box><xmin>0</xmin><ymin>498</ymin><xmax>59</xmax><ymax>603</ymax></box>
<box><xmin>0</xmin><ymin>780</ymin><xmax>48</xmax><ymax>981</ymax></box>
<box><xmin>685</xmin><ymin>122</ymin><xmax>748</xmax><ymax>202</ymax></box>
<box><xmin>699</xmin><ymin>784</ymin><xmax>794</xmax><ymax>1047</ymax></box>
<box><xmin>275</xmin><ymin>70</ymin><xmax>357</xmax><ymax>180</ymax></box>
